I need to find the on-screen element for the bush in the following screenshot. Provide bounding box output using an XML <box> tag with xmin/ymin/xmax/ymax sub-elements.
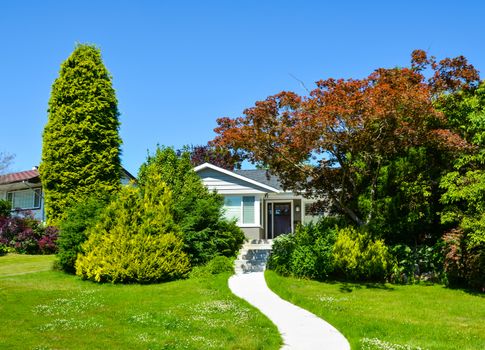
<box><xmin>57</xmin><ymin>197</ymin><xmax>106</xmax><ymax>273</ymax></box>
<box><xmin>267</xmin><ymin>219</ymin><xmax>337</xmax><ymax>279</ymax></box>
<box><xmin>0</xmin><ymin>242</ymin><xmax>8</xmax><ymax>256</ymax></box>
<box><xmin>0</xmin><ymin>211</ymin><xmax>58</xmax><ymax>254</ymax></box>
<box><xmin>138</xmin><ymin>146</ymin><xmax>245</xmax><ymax>266</ymax></box>
<box><xmin>0</xmin><ymin>199</ymin><xmax>11</xmax><ymax>218</ymax></box>
<box><xmin>390</xmin><ymin>243</ymin><xmax>443</xmax><ymax>284</ymax></box>
<box><xmin>76</xmin><ymin>176</ymin><xmax>190</xmax><ymax>284</ymax></box>
<box><xmin>443</xmin><ymin>229</ymin><xmax>485</xmax><ymax>290</ymax></box>
<box><xmin>266</xmin><ymin>233</ymin><xmax>296</xmax><ymax>276</ymax></box>
<box><xmin>332</xmin><ymin>227</ymin><xmax>392</xmax><ymax>281</ymax></box>
<box><xmin>189</xmin><ymin>256</ymin><xmax>234</xmax><ymax>278</ymax></box>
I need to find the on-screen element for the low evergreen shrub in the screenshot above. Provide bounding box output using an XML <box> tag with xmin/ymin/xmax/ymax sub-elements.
<box><xmin>332</xmin><ymin>227</ymin><xmax>393</xmax><ymax>281</ymax></box>
<box><xmin>57</xmin><ymin>197</ymin><xmax>106</xmax><ymax>273</ymax></box>
<box><xmin>75</xmin><ymin>175</ymin><xmax>190</xmax><ymax>284</ymax></box>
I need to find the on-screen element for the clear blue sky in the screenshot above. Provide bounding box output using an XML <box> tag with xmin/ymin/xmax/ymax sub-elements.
<box><xmin>1</xmin><ymin>0</ymin><xmax>484</xmax><ymax>175</ymax></box>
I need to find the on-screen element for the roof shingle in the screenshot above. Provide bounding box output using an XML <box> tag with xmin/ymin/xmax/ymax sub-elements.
<box><xmin>0</xmin><ymin>169</ymin><xmax>40</xmax><ymax>185</ymax></box>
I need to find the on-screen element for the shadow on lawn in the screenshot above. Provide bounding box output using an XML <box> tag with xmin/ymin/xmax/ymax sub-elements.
<box><xmin>322</xmin><ymin>280</ymin><xmax>395</xmax><ymax>293</ymax></box>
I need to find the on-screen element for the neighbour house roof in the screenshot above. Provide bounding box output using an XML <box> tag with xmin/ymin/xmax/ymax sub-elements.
<box><xmin>193</xmin><ymin>163</ymin><xmax>281</xmax><ymax>193</ymax></box>
<box><xmin>0</xmin><ymin>169</ymin><xmax>40</xmax><ymax>185</ymax></box>
<box><xmin>0</xmin><ymin>167</ymin><xmax>135</xmax><ymax>186</ymax></box>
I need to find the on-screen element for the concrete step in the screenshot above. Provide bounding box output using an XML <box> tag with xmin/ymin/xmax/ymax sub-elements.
<box><xmin>241</xmin><ymin>244</ymin><xmax>273</xmax><ymax>250</ymax></box>
<box><xmin>234</xmin><ymin>240</ymin><xmax>274</xmax><ymax>274</ymax></box>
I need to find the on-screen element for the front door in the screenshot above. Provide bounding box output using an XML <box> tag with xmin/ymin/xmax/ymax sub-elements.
<box><xmin>267</xmin><ymin>202</ymin><xmax>292</xmax><ymax>239</ymax></box>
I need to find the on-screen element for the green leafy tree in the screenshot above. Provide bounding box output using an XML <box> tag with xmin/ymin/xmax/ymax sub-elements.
<box><xmin>138</xmin><ymin>146</ymin><xmax>245</xmax><ymax>265</ymax></box>
<box><xmin>438</xmin><ymin>82</ymin><xmax>485</xmax><ymax>290</ymax></box>
<box><xmin>40</xmin><ymin>44</ymin><xmax>122</xmax><ymax>225</ymax></box>
<box><xmin>76</xmin><ymin>174</ymin><xmax>190</xmax><ymax>283</ymax></box>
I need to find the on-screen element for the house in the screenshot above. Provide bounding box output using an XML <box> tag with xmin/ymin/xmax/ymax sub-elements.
<box><xmin>194</xmin><ymin>163</ymin><xmax>323</xmax><ymax>240</ymax></box>
<box><xmin>0</xmin><ymin>167</ymin><xmax>135</xmax><ymax>221</ymax></box>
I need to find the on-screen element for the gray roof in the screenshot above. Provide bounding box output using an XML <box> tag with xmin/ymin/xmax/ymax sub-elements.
<box><xmin>233</xmin><ymin>169</ymin><xmax>284</xmax><ymax>191</ymax></box>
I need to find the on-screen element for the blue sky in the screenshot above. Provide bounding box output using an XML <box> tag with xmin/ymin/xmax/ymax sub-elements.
<box><xmin>1</xmin><ymin>1</ymin><xmax>484</xmax><ymax>175</ymax></box>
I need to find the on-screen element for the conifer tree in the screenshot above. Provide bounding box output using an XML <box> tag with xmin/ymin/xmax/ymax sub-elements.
<box><xmin>40</xmin><ymin>44</ymin><xmax>122</xmax><ymax>224</ymax></box>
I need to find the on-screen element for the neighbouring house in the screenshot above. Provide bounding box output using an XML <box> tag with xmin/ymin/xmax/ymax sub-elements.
<box><xmin>0</xmin><ymin>167</ymin><xmax>135</xmax><ymax>221</ymax></box>
<box><xmin>194</xmin><ymin>163</ymin><xmax>324</xmax><ymax>240</ymax></box>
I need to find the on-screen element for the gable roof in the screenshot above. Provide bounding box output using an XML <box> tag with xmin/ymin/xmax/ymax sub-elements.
<box><xmin>0</xmin><ymin>167</ymin><xmax>135</xmax><ymax>186</ymax></box>
<box><xmin>0</xmin><ymin>169</ymin><xmax>40</xmax><ymax>185</ymax></box>
<box><xmin>193</xmin><ymin>163</ymin><xmax>281</xmax><ymax>193</ymax></box>
<box><xmin>233</xmin><ymin>169</ymin><xmax>284</xmax><ymax>191</ymax></box>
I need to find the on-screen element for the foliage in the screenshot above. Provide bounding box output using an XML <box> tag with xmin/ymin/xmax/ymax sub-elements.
<box><xmin>138</xmin><ymin>146</ymin><xmax>245</xmax><ymax>265</ymax></box>
<box><xmin>184</xmin><ymin>144</ymin><xmax>241</xmax><ymax>170</ymax></box>
<box><xmin>189</xmin><ymin>255</ymin><xmax>234</xmax><ymax>278</ymax></box>
<box><xmin>57</xmin><ymin>197</ymin><xmax>106</xmax><ymax>273</ymax></box>
<box><xmin>76</xmin><ymin>176</ymin><xmax>190</xmax><ymax>283</ymax></box>
<box><xmin>213</xmin><ymin>50</ymin><xmax>479</xmax><ymax>228</ymax></box>
<box><xmin>267</xmin><ymin>219</ymin><xmax>338</xmax><ymax>279</ymax></box>
<box><xmin>0</xmin><ymin>199</ymin><xmax>11</xmax><ymax>218</ymax></box>
<box><xmin>438</xmin><ymin>81</ymin><xmax>485</xmax><ymax>291</ymax></box>
<box><xmin>0</xmin><ymin>212</ymin><xmax>58</xmax><ymax>254</ymax></box>
<box><xmin>332</xmin><ymin>227</ymin><xmax>393</xmax><ymax>281</ymax></box>
<box><xmin>442</xmin><ymin>229</ymin><xmax>484</xmax><ymax>290</ymax></box>
<box><xmin>0</xmin><ymin>242</ymin><xmax>8</xmax><ymax>255</ymax></box>
<box><xmin>40</xmin><ymin>43</ymin><xmax>122</xmax><ymax>225</ymax></box>
<box><xmin>390</xmin><ymin>243</ymin><xmax>444</xmax><ymax>284</ymax></box>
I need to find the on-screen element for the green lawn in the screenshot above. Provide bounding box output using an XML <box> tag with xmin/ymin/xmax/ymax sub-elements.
<box><xmin>266</xmin><ymin>270</ymin><xmax>485</xmax><ymax>350</ymax></box>
<box><xmin>0</xmin><ymin>254</ymin><xmax>281</xmax><ymax>350</ymax></box>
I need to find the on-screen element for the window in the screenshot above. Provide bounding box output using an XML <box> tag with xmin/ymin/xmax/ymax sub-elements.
<box><xmin>224</xmin><ymin>195</ymin><xmax>255</xmax><ymax>224</ymax></box>
<box><xmin>7</xmin><ymin>189</ymin><xmax>41</xmax><ymax>210</ymax></box>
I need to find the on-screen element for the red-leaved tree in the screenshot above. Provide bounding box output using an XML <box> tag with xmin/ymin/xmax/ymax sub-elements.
<box><xmin>213</xmin><ymin>50</ymin><xmax>479</xmax><ymax>226</ymax></box>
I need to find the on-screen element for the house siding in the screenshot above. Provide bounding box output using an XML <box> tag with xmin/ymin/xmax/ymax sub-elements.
<box><xmin>197</xmin><ymin>168</ymin><xmax>270</xmax><ymax>194</ymax></box>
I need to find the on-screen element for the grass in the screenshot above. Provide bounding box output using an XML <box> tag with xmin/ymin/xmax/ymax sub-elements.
<box><xmin>265</xmin><ymin>270</ymin><xmax>485</xmax><ymax>350</ymax></box>
<box><xmin>0</xmin><ymin>254</ymin><xmax>281</xmax><ymax>350</ymax></box>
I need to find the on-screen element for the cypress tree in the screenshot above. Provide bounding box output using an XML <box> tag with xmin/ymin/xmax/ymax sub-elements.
<box><xmin>40</xmin><ymin>44</ymin><xmax>122</xmax><ymax>225</ymax></box>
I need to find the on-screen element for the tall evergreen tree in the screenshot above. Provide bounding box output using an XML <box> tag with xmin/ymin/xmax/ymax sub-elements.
<box><xmin>40</xmin><ymin>44</ymin><xmax>122</xmax><ymax>225</ymax></box>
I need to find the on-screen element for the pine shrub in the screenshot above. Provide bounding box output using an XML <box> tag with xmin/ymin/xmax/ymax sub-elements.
<box><xmin>75</xmin><ymin>175</ymin><xmax>190</xmax><ymax>283</ymax></box>
<box><xmin>332</xmin><ymin>227</ymin><xmax>392</xmax><ymax>281</ymax></box>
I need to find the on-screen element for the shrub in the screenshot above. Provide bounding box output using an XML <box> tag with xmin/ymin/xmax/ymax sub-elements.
<box><xmin>0</xmin><ymin>242</ymin><xmax>8</xmax><ymax>256</ymax></box>
<box><xmin>138</xmin><ymin>146</ymin><xmax>245</xmax><ymax>265</ymax></box>
<box><xmin>57</xmin><ymin>197</ymin><xmax>106</xmax><ymax>273</ymax></box>
<box><xmin>390</xmin><ymin>243</ymin><xmax>444</xmax><ymax>284</ymax></box>
<box><xmin>267</xmin><ymin>233</ymin><xmax>296</xmax><ymax>276</ymax></box>
<box><xmin>443</xmin><ymin>229</ymin><xmax>485</xmax><ymax>290</ymax></box>
<box><xmin>0</xmin><ymin>199</ymin><xmax>11</xmax><ymax>218</ymax></box>
<box><xmin>267</xmin><ymin>219</ymin><xmax>337</xmax><ymax>279</ymax></box>
<box><xmin>0</xmin><ymin>211</ymin><xmax>58</xmax><ymax>254</ymax></box>
<box><xmin>38</xmin><ymin>226</ymin><xmax>59</xmax><ymax>254</ymax></box>
<box><xmin>332</xmin><ymin>227</ymin><xmax>392</xmax><ymax>281</ymax></box>
<box><xmin>76</xmin><ymin>176</ymin><xmax>190</xmax><ymax>284</ymax></box>
<box><xmin>189</xmin><ymin>256</ymin><xmax>234</xmax><ymax>278</ymax></box>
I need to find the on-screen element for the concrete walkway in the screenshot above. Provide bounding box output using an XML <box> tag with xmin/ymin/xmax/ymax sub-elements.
<box><xmin>228</xmin><ymin>272</ymin><xmax>350</xmax><ymax>350</ymax></box>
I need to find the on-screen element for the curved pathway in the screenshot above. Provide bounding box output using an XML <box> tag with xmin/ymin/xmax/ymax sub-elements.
<box><xmin>228</xmin><ymin>272</ymin><xmax>350</xmax><ymax>350</ymax></box>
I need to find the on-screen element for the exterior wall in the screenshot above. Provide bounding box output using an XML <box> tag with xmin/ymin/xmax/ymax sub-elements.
<box><xmin>241</xmin><ymin>227</ymin><xmax>264</xmax><ymax>240</ymax></box>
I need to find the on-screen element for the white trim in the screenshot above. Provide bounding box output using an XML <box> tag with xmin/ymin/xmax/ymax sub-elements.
<box><xmin>265</xmin><ymin>199</ymin><xmax>294</xmax><ymax>239</ymax></box>
<box><xmin>194</xmin><ymin>163</ymin><xmax>280</xmax><ymax>193</ymax></box>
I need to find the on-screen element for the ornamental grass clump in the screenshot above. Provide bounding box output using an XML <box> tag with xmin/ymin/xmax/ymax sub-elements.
<box><xmin>75</xmin><ymin>173</ymin><xmax>190</xmax><ymax>283</ymax></box>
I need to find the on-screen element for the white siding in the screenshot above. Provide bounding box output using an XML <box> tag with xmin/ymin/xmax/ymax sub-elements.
<box><xmin>197</xmin><ymin>168</ymin><xmax>269</xmax><ymax>194</ymax></box>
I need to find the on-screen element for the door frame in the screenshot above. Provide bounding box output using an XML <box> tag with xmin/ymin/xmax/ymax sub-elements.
<box><xmin>265</xmin><ymin>200</ymin><xmax>293</xmax><ymax>239</ymax></box>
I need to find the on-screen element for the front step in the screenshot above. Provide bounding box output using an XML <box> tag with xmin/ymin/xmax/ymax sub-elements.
<box><xmin>234</xmin><ymin>240</ymin><xmax>273</xmax><ymax>274</ymax></box>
